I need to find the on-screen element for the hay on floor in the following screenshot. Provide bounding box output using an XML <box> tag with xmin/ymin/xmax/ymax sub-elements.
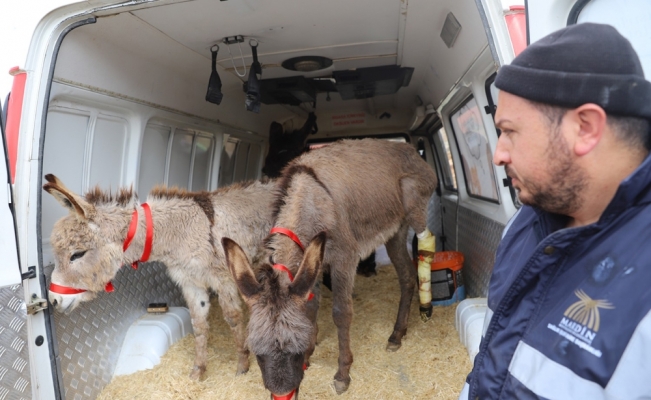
<box><xmin>98</xmin><ymin>266</ymin><xmax>472</xmax><ymax>399</ymax></box>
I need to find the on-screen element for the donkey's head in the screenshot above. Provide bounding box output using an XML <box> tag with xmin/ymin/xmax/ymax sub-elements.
<box><xmin>43</xmin><ymin>174</ymin><xmax>134</xmax><ymax>313</ymax></box>
<box><xmin>222</xmin><ymin>232</ymin><xmax>326</xmax><ymax>399</ymax></box>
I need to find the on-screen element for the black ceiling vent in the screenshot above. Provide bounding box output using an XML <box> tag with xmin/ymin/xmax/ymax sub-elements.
<box><xmin>245</xmin><ymin>76</ymin><xmax>318</xmax><ymax>106</ymax></box>
<box><xmin>282</xmin><ymin>56</ymin><xmax>333</xmax><ymax>72</ymax></box>
<box><xmin>332</xmin><ymin>65</ymin><xmax>414</xmax><ymax>100</ymax></box>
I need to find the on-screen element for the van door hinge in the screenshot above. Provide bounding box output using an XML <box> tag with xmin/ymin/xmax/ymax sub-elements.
<box><xmin>21</xmin><ymin>266</ymin><xmax>36</xmax><ymax>280</ymax></box>
<box><xmin>27</xmin><ymin>294</ymin><xmax>48</xmax><ymax>315</ymax></box>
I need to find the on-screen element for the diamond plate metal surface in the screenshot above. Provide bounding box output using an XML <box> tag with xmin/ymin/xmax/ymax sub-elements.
<box><xmin>457</xmin><ymin>206</ymin><xmax>505</xmax><ymax>297</ymax></box>
<box><xmin>0</xmin><ymin>284</ymin><xmax>31</xmax><ymax>400</ymax></box>
<box><xmin>47</xmin><ymin>262</ymin><xmax>185</xmax><ymax>400</ymax></box>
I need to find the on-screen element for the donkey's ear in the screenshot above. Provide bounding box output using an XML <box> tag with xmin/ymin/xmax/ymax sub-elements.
<box><xmin>43</xmin><ymin>174</ymin><xmax>95</xmax><ymax>220</ymax></box>
<box><xmin>222</xmin><ymin>237</ymin><xmax>261</xmax><ymax>300</ymax></box>
<box><xmin>290</xmin><ymin>231</ymin><xmax>326</xmax><ymax>300</ymax></box>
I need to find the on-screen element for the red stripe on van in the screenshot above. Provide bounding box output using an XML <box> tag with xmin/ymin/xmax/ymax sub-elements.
<box><xmin>6</xmin><ymin>67</ymin><xmax>27</xmax><ymax>184</ymax></box>
<box><xmin>505</xmin><ymin>5</ymin><xmax>527</xmax><ymax>57</ymax></box>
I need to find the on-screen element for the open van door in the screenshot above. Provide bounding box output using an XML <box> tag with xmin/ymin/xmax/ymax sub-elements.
<box><xmin>0</xmin><ymin>93</ymin><xmax>34</xmax><ymax>398</ymax></box>
<box><xmin>527</xmin><ymin>0</ymin><xmax>651</xmax><ymax>74</ymax></box>
<box><xmin>0</xmin><ymin>96</ymin><xmax>22</xmax><ymax>288</ymax></box>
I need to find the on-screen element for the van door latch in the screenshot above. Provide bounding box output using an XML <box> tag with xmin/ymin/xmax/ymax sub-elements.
<box><xmin>27</xmin><ymin>294</ymin><xmax>48</xmax><ymax>315</ymax></box>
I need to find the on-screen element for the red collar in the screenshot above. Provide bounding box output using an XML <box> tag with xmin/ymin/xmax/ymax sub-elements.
<box><xmin>273</xmin><ymin>264</ymin><xmax>314</xmax><ymax>301</ymax></box>
<box><xmin>270</xmin><ymin>227</ymin><xmax>304</xmax><ymax>251</ymax></box>
<box><xmin>123</xmin><ymin>203</ymin><xmax>154</xmax><ymax>269</ymax></box>
<box><xmin>49</xmin><ymin>283</ymin><xmax>87</xmax><ymax>295</ymax></box>
<box><xmin>272</xmin><ymin>389</ymin><xmax>296</xmax><ymax>400</ymax></box>
<box><xmin>270</xmin><ymin>228</ymin><xmax>313</xmax><ymax>301</ymax></box>
<box><xmin>50</xmin><ymin>281</ymin><xmax>114</xmax><ymax>294</ymax></box>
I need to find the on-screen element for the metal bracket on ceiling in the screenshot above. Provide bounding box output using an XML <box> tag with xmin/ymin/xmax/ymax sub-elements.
<box><xmin>223</xmin><ymin>35</ymin><xmax>244</xmax><ymax>45</ymax></box>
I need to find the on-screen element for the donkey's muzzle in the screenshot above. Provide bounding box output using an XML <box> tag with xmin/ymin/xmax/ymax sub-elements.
<box><xmin>48</xmin><ymin>290</ymin><xmax>83</xmax><ymax>314</ymax></box>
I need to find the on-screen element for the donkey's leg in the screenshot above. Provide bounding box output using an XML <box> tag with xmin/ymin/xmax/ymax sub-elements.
<box><xmin>385</xmin><ymin>223</ymin><xmax>417</xmax><ymax>352</ymax></box>
<box><xmin>303</xmin><ymin>279</ymin><xmax>322</xmax><ymax>368</ymax></box>
<box><xmin>215</xmin><ymin>275</ymin><xmax>250</xmax><ymax>375</ymax></box>
<box><xmin>330</xmin><ymin>258</ymin><xmax>357</xmax><ymax>394</ymax></box>
<box><xmin>182</xmin><ymin>284</ymin><xmax>212</xmax><ymax>380</ymax></box>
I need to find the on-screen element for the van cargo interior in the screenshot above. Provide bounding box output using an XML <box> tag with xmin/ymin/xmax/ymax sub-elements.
<box><xmin>31</xmin><ymin>0</ymin><xmax>517</xmax><ymax>398</ymax></box>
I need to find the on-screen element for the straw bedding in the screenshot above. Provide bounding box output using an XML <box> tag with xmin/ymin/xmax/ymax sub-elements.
<box><xmin>98</xmin><ymin>266</ymin><xmax>472</xmax><ymax>399</ymax></box>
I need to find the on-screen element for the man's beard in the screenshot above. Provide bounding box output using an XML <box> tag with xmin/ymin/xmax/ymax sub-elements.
<box><xmin>510</xmin><ymin>133</ymin><xmax>587</xmax><ymax>215</ymax></box>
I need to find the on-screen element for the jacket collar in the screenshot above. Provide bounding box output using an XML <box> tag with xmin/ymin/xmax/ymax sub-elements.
<box><xmin>531</xmin><ymin>152</ymin><xmax>651</xmax><ymax>232</ymax></box>
<box><xmin>601</xmin><ymin>152</ymin><xmax>651</xmax><ymax>219</ymax></box>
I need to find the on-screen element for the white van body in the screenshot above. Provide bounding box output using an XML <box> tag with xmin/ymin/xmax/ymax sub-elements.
<box><xmin>0</xmin><ymin>0</ymin><xmax>648</xmax><ymax>398</ymax></box>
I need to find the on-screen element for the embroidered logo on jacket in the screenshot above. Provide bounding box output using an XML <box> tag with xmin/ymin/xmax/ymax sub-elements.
<box><xmin>563</xmin><ymin>289</ymin><xmax>614</xmax><ymax>332</ymax></box>
<box><xmin>547</xmin><ymin>289</ymin><xmax>614</xmax><ymax>357</ymax></box>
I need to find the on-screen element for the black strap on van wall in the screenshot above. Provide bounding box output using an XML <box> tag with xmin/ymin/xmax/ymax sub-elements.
<box><xmin>245</xmin><ymin>41</ymin><xmax>262</xmax><ymax>113</ymax></box>
<box><xmin>205</xmin><ymin>45</ymin><xmax>224</xmax><ymax>105</ymax></box>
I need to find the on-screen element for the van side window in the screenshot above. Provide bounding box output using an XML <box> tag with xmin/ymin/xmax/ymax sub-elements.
<box><xmin>192</xmin><ymin>135</ymin><xmax>215</xmax><ymax>190</ymax></box>
<box><xmin>139</xmin><ymin>124</ymin><xmax>170</xmax><ymax>200</ymax></box>
<box><xmin>138</xmin><ymin>123</ymin><xmax>217</xmax><ymax>199</ymax></box>
<box><xmin>168</xmin><ymin>129</ymin><xmax>194</xmax><ymax>189</ymax></box>
<box><xmin>431</xmin><ymin>127</ymin><xmax>457</xmax><ymax>191</ymax></box>
<box><xmin>450</xmin><ymin>97</ymin><xmax>499</xmax><ymax>202</ymax></box>
<box><xmin>90</xmin><ymin>116</ymin><xmax>127</xmax><ymax>189</ymax></box>
<box><xmin>218</xmin><ymin>137</ymin><xmax>262</xmax><ymax>187</ymax></box>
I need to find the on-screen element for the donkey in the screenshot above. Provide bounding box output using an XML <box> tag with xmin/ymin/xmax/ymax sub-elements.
<box><xmin>261</xmin><ymin>113</ymin><xmax>377</xmax><ymax>283</ymax></box>
<box><xmin>222</xmin><ymin>138</ymin><xmax>438</xmax><ymax>398</ymax></box>
<box><xmin>44</xmin><ymin>174</ymin><xmax>275</xmax><ymax>381</ymax></box>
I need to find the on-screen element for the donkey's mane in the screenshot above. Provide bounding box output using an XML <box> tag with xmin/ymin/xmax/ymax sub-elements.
<box><xmin>272</xmin><ymin>164</ymin><xmax>331</xmax><ymax>219</ymax></box>
<box><xmin>150</xmin><ymin>179</ymin><xmax>267</xmax><ymax>200</ymax></box>
<box><xmin>84</xmin><ymin>186</ymin><xmax>134</xmax><ymax>206</ymax></box>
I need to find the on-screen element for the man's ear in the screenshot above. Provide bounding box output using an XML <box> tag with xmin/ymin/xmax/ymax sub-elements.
<box><xmin>572</xmin><ymin>104</ymin><xmax>607</xmax><ymax>156</ymax></box>
<box><xmin>43</xmin><ymin>174</ymin><xmax>95</xmax><ymax>220</ymax></box>
<box><xmin>290</xmin><ymin>231</ymin><xmax>326</xmax><ymax>300</ymax></box>
<box><xmin>222</xmin><ymin>237</ymin><xmax>261</xmax><ymax>300</ymax></box>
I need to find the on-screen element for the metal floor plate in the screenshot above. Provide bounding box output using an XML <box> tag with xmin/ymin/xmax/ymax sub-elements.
<box><xmin>49</xmin><ymin>262</ymin><xmax>185</xmax><ymax>400</ymax></box>
<box><xmin>0</xmin><ymin>284</ymin><xmax>31</xmax><ymax>400</ymax></box>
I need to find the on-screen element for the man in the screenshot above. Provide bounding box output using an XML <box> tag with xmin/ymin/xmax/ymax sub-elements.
<box><xmin>460</xmin><ymin>23</ymin><xmax>651</xmax><ymax>399</ymax></box>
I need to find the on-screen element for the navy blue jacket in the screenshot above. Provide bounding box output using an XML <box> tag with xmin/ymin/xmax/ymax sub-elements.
<box><xmin>461</xmin><ymin>154</ymin><xmax>651</xmax><ymax>399</ymax></box>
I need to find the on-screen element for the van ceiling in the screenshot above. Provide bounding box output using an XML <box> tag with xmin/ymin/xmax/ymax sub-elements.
<box><xmin>56</xmin><ymin>0</ymin><xmax>489</xmax><ymax>135</ymax></box>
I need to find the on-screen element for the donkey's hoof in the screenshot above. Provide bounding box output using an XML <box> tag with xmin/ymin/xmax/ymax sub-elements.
<box><xmin>189</xmin><ymin>366</ymin><xmax>206</xmax><ymax>381</ymax></box>
<box><xmin>386</xmin><ymin>341</ymin><xmax>402</xmax><ymax>352</ymax></box>
<box><xmin>334</xmin><ymin>378</ymin><xmax>350</xmax><ymax>394</ymax></box>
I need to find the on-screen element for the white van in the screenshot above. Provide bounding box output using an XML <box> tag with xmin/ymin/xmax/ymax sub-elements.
<box><xmin>0</xmin><ymin>0</ymin><xmax>648</xmax><ymax>398</ymax></box>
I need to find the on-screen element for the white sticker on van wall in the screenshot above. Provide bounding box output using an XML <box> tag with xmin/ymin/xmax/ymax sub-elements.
<box><xmin>331</xmin><ymin>112</ymin><xmax>367</xmax><ymax>130</ymax></box>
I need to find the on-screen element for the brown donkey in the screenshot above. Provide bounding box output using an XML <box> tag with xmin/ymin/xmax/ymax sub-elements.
<box><xmin>44</xmin><ymin>174</ymin><xmax>275</xmax><ymax>380</ymax></box>
<box><xmin>223</xmin><ymin>138</ymin><xmax>438</xmax><ymax>397</ymax></box>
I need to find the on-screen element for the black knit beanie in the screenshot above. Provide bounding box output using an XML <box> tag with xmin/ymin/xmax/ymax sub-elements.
<box><xmin>495</xmin><ymin>23</ymin><xmax>651</xmax><ymax>120</ymax></box>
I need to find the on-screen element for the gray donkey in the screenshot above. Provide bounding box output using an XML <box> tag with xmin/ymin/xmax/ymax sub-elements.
<box><xmin>44</xmin><ymin>174</ymin><xmax>275</xmax><ymax>380</ymax></box>
<box><xmin>222</xmin><ymin>138</ymin><xmax>438</xmax><ymax>398</ymax></box>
